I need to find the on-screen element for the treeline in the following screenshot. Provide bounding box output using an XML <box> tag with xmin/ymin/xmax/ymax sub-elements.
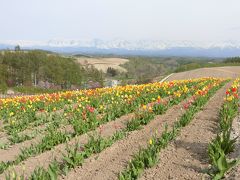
<box><xmin>0</xmin><ymin>50</ymin><xmax>103</xmax><ymax>92</ymax></box>
<box><xmin>121</xmin><ymin>57</ymin><xmax>166</xmax><ymax>84</ymax></box>
<box><xmin>174</xmin><ymin>57</ymin><xmax>240</xmax><ymax>73</ymax></box>
<box><xmin>174</xmin><ymin>62</ymin><xmax>206</xmax><ymax>73</ymax></box>
<box><xmin>223</xmin><ymin>57</ymin><xmax>240</xmax><ymax>63</ymax></box>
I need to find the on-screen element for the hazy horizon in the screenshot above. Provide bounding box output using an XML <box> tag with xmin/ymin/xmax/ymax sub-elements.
<box><xmin>1</xmin><ymin>0</ymin><xmax>240</xmax><ymax>43</ymax></box>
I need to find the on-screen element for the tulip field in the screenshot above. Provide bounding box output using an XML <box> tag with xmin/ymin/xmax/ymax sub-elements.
<box><xmin>0</xmin><ymin>77</ymin><xmax>239</xmax><ymax>180</ymax></box>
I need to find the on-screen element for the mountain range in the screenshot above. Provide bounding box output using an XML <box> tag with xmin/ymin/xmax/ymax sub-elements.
<box><xmin>1</xmin><ymin>39</ymin><xmax>240</xmax><ymax>57</ymax></box>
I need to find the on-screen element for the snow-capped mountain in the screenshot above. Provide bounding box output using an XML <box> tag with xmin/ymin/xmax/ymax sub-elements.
<box><xmin>45</xmin><ymin>39</ymin><xmax>240</xmax><ymax>50</ymax></box>
<box><xmin>2</xmin><ymin>39</ymin><xmax>240</xmax><ymax>50</ymax></box>
<box><xmin>1</xmin><ymin>39</ymin><xmax>240</xmax><ymax>57</ymax></box>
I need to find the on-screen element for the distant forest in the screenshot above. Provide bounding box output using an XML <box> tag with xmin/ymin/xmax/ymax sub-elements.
<box><xmin>0</xmin><ymin>49</ymin><xmax>103</xmax><ymax>92</ymax></box>
<box><xmin>223</xmin><ymin>57</ymin><xmax>240</xmax><ymax>63</ymax></box>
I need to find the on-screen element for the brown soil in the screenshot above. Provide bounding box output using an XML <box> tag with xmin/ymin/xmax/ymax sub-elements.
<box><xmin>139</xmin><ymin>82</ymin><xmax>232</xmax><ymax>180</ymax></box>
<box><xmin>60</xmin><ymin>98</ymin><xmax>192</xmax><ymax>180</ymax></box>
<box><xmin>0</xmin><ymin>137</ymin><xmax>42</xmax><ymax>163</ymax></box>
<box><xmin>167</xmin><ymin>66</ymin><xmax>240</xmax><ymax>81</ymax></box>
<box><xmin>225</xmin><ymin>109</ymin><xmax>240</xmax><ymax>178</ymax></box>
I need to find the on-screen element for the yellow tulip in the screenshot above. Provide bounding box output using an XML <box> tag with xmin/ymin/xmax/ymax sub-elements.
<box><xmin>149</xmin><ymin>139</ymin><xmax>153</xmax><ymax>145</ymax></box>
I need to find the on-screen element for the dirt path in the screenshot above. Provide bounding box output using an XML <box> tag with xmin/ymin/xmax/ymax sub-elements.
<box><xmin>139</xmin><ymin>82</ymin><xmax>231</xmax><ymax>180</ymax></box>
<box><xmin>61</xmin><ymin>97</ymin><xmax>193</xmax><ymax>180</ymax></box>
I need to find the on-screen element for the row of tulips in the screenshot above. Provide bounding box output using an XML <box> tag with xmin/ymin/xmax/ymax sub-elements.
<box><xmin>1</xmin><ymin>81</ymin><xmax>181</xmax><ymax>134</ymax></box>
<box><xmin>208</xmin><ymin>78</ymin><xmax>240</xmax><ymax>180</ymax></box>
<box><xmin>1</xmin><ymin>79</ymin><xmax>209</xmax><ymax>142</ymax></box>
<box><xmin>1</xmin><ymin>80</ymin><xmax>196</xmax><ymax>124</ymax></box>
<box><xmin>2</xmin><ymin>78</ymin><xmax>226</xmax><ymax>179</ymax></box>
<box><xmin>0</xmin><ymin>78</ymin><xmax>219</xmax><ymax>122</ymax></box>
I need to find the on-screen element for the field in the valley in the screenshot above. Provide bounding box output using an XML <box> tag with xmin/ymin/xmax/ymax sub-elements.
<box><xmin>0</xmin><ymin>66</ymin><xmax>239</xmax><ymax>180</ymax></box>
<box><xmin>77</xmin><ymin>57</ymin><xmax>129</xmax><ymax>73</ymax></box>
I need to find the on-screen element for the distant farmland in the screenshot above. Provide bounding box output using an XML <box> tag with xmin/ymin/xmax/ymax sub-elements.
<box><xmin>76</xmin><ymin>57</ymin><xmax>129</xmax><ymax>73</ymax></box>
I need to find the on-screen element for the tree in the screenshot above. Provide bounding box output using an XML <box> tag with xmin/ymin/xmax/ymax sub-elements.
<box><xmin>0</xmin><ymin>50</ymin><xmax>104</xmax><ymax>90</ymax></box>
<box><xmin>107</xmin><ymin>67</ymin><xmax>118</xmax><ymax>77</ymax></box>
<box><xmin>224</xmin><ymin>57</ymin><xmax>240</xmax><ymax>63</ymax></box>
<box><xmin>14</xmin><ymin>45</ymin><xmax>21</xmax><ymax>51</ymax></box>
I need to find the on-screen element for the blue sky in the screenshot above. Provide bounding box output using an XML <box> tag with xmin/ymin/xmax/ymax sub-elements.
<box><xmin>0</xmin><ymin>0</ymin><xmax>239</xmax><ymax>42</ymax></box>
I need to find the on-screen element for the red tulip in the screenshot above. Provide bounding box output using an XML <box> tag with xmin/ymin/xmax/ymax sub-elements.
<box><xmin>231</xmin><ymin>87</ymin><xmax>237</xmax><ymax>93</ymax></box>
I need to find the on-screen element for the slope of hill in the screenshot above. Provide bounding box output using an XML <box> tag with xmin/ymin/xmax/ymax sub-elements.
<box><xmin>167</xmin><ymin>66</ymin><xmax>240</xmax><ymax>81</ymax></box>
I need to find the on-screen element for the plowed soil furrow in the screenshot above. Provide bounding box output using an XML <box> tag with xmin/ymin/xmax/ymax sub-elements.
<box><xmin>0</xmin><ymin>113</ymin><xmax>134</xmax><ymax>178</ymax></box>
<box><xmin>60</xmin><ymin>98</ymin><xmax>190</xmax><ymax>180</ymax></box>
<box><xmin>0</xmin><ymin>132</ymin><xmax>6</xmax><ymax>139</ymax></box>
<box><xmin>139</xmin><ymin>82</ymin><xmax>231</xmax><ymax>180</ymax></box>
<box><xmin>0</xmin><ymin>136</ymin><xmax>42</xmax><ymax>163</ymax></box>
